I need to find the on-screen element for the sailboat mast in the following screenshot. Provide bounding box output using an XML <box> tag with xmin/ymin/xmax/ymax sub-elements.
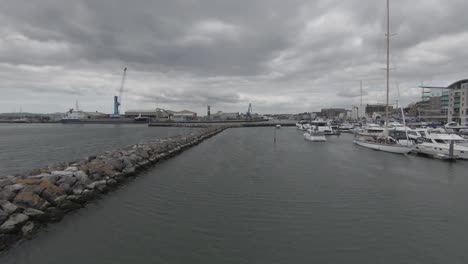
<box><xmin>385</xmin><ymin>0</ymin><xmax>390</xmax><ymax>129</ymax></box>
<box><xmin>360</xmin><ymin>80</ymin><xmax>363</xmax><ymax>119</ymax></box>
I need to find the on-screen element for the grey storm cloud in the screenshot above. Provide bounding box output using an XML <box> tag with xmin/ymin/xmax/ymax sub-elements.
<box><xmin>1</xmin><ymin>0</ymin><xmax>468</xmax><ymax>114</ymax></box>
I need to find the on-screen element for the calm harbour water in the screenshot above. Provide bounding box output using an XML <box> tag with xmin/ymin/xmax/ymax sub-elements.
<box><xmin>1</xmin><ymin>126</ymin><xmax>467</xmax><ymax>263</ymax></box>
<box><xmin>0</xmin><ymin>123</ymin><xmax>196</xmax><ymax>175</ymax></box>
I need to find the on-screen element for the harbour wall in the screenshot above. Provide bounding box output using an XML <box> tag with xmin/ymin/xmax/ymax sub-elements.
<box><xmin>0</xmin><ymin>126</ymin><xmax>226</xmax><ymax>251</ymax></box>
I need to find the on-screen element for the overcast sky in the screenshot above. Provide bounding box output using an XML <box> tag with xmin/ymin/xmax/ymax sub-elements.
<box><xmin>1</xmin><ymin>0</ymin><xmax>467</xmax><ymax>114</ymax></box>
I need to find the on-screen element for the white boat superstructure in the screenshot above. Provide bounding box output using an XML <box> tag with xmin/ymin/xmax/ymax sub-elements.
<box><xmin>62</xmin><ymin>109</ymin><xmax>87</xmax><ymax>120</ymax></box>
<box><xmin>310</xmin><ymin>120</ymin><xmax>335</xmax><ymax>135</ymax></box>
<box><xmin>303</xmin><ymin>130</ymin><xmax>326</xmax><ymax>142</ymax></box>
<box><xmin>414</xmin><ymin>132</ymin><xmax>468</xmax><ymax>159</ymax></box>
<box><xmin>338</xmin><ymin>123</ymin><xmax>355</xmax><ymax>132</ymax></box>
<box><xmin>296</xmin><ymin>120</ymin><xmax>311</xmax><ymax>130</ymax></box>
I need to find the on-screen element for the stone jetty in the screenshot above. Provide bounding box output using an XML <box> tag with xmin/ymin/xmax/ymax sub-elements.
<box><xmin>0</xmin><ymin>126</ymin><xmax>225</xmax><ymax>251</ymax></box>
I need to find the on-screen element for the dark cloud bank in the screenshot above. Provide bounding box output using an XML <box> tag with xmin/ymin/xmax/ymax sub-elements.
<box><xmin>1</xmin><ymin>0</ymin><xmax>467</xmax><ymax>114</ymax></box>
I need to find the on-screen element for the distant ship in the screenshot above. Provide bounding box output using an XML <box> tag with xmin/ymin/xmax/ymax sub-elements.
<box><xmin>60</xmin><ymin>108</ymin><xmax>148</xmax><ymax>124</ymax></box>
<box><xmin>12</xmin><ymin>118</ymin><xmax>30</xmax><ymax>123</ymax></box>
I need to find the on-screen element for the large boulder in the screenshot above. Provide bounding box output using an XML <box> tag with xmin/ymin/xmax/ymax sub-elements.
<box><xmin>51</xmin><ymin>170</ymin><xmax>74</xmax><ymax>177</ymax></box>
<box><xmin>0</xmin><ymin>201</ymin><xmax>20</xmax><ymax>215</ymax></box>
<box><xmin>44</xmin><ymin>207</ymin><xmax>64</xmax><ymax>222</ymax></box>
<box><xmin>128</xmin><ymin>154</ymin><xmax>140</xmax><ymax>163</ymax></box>
<box><xmin>0</xmin><ymin>189</ymin><xmax>16</xmax><ymax>201</ymax></box>
<box><xmin>79</xmin><ymin>189</ymin><xmax>97</xmax><ymax>202</ymax></box>
<box><xmin>21</xmin><ymin>221</ymin><xmax>36</xmax><ymax>237</ymax></box>
<box><xmin>4</xmin><ymin>184</ymin><xmax>25</xmax><ymax>194</ymax></box>
<box><xmin>122</xmin><ymin>166</ymin><xmax>135</xmax><ymax>175</ymax></box>
<box><xmin>58</xmin><ymin>183</ymin><xmax>71</xmax><ymax>194</ymax></box>
<box><xmin>74</xmin><ymin>171</ymin><xmax>90</xmax><ymax>185</ymax></box>
<box><xmin>0</xmin><ymin>213</ymin><xmax>29</xmax><ymax>234</ymax></box>
<box><xmin>56</xmin><ymin>175</ymin><xmax>78</xmax><ymax>187</ymax></box>
<box><xmin>39</xmin><ymin>180</ymin><xmax>66</xmax><ymax>204</ymax></box>
<box><xmin>15</xmin><ymin>179</ymin><xmax>42</xmax><ymax>185</ymax></box>
<box><xmin>13</xmin><ymin>190</ymin><xmax>48</xmax><ymax>210</ymax></box>
<box><xmin>0</xmin><ymin>210</ymin><xmax>8</xmax><ymax>224</ymax></box>
<box><xmin>22</xmin><ymin>185</ymin><xmax>45</xmax><ymax>195</ymax></box>
<box><xmin>103</xmin><ymin>159</ymin><xmax>125</xmax><ymax>172</ymax></box>
<box><xmin>0</xmin><ymin>179</ymin><xmax>14</xmax><ymax>189</ymax></box>
<box><xmin>56</xmin><ymin>199</ymin><xmax>82</xmax><ymax>211</ymax></box>
<box><xmin>23</xmin><ymin>208</ymin><xmax>47</xmax><ymax>222</ymax></box>
<box><xmin>135</xmin><ymin>148</ymin><xmax>149</xmax><ymax>159</ymax></box>
<box><xmin>86</xmin><ymin>180</ymin><xmax>107</xmax><ymax>192</ymax></box>
<box><xmin>120</xmin><ymin>157</ymin><xmax>133</xmax><ymax>168</ymax></box>
<box><xmin>86</xmin><ymin>160</ymin><xmax>116</xmax><ymax>177</ymax></box>
<box><xmin>64</xmin><ymin>167</ymin><xmax>79</xmax><ymax>172</ymax></box>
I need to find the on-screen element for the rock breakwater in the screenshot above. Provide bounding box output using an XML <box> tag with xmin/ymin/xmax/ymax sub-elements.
<box><xmin>0</xmin><ymin>126</ymin><xmax>225</xmax><ymax>251</ymax></box>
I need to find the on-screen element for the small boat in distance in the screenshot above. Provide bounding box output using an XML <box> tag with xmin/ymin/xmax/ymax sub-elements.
<box><xmin>12</xmin><ymin>118</ymin><xmax>30</xmax><ymax>123</ymax></box>
<box><xmin>134</xmin><ymin>113</ymin><xmax>150</xmax><ymax>123</ymax></box>
<box><xmin>275</xmin><ymin>124</ymin><xmax>281</xmax><ymax>129</ymax></box>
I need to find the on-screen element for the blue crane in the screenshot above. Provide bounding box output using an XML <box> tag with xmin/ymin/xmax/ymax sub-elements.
<box><xmin>113</xmin><ymin>67</ymin><xmax>127</xmax><ymax>117</ymax></box>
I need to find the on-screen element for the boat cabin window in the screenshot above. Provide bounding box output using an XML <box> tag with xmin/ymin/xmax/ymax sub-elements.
<box><xmin>423</xmin><ymin>138</ymin><xmax>433</xmax><ymax>143</ymax></box>
<box><xmin>434</xmin><ymin>139</ymin><xmax>446</xmax><ymax>144</ymax></box>
<box><xmin>419</xmin><ymin>131</ymin><xmax>426</xmax><ymax>137</ymax></box>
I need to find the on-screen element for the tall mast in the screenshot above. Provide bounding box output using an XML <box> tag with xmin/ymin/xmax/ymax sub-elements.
<box><xmin>360</xmin><ymin>80</ymin><xmax>363</xmax><ymax>119</ymax></box>
<box><xmin>385</xmin><ymin>0</ymin><xmax>390</xmax><ymax>129</ymax></box>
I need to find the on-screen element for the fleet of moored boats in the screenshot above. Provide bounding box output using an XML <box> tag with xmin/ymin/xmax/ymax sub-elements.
<box><xmin>296</xmin><ymin>120</ymin><xmax>468</xmax><ymax>161</ymax></box>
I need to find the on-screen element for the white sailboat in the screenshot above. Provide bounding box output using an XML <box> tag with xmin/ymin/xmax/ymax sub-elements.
<box><xmin>354</xmin><ymin>0</ymin><xmax>413</xmax><ymax>154</ymax></box>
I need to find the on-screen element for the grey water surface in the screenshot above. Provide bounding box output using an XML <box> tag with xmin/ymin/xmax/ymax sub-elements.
<box><xmin>1</xmin><ymin>127</ymin><xmax>467</xmax><ymax>264</ymax></box>
<box><xmin>0</xmin><ymin>123</ymin><xmax>196</xmax><ymax>175</ymax></box>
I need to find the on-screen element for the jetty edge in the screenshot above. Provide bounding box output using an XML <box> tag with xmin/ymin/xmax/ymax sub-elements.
<box><xmin>0</xmin><ymin>126</ymin><xmax>226</xmax><ymax>251</ymax></box>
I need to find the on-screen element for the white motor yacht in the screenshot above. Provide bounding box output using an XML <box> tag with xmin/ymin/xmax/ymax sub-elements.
<box><xmin>338</xmin><ymin>123</ymin><xmax>355</xmax><ymax>133</ymax></box>
<box><xmin>414</xmin><ymin>132</ymin><xmax>468</xmax><ymax>159</ymax></box>
<box><xmin>303</xmin><ymin>129</ymin><xmax>326</xmax><ymax>142</ymax></box>
<box><xmin>296</xmin><ymin>120</ymin><xmax>311</xmax><ymax>130</ymax></box>
<box><xmin>310</xmin><ymin>120</ymin><xmax>335</xmax><ymax>135</ymax></box>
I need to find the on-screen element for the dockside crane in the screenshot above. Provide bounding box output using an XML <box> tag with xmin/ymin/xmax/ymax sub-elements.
<box><xmin>113</xmin><ymin>67</ymin><xmax>127</xmax><ymax>117</ymax></box>
<box><xmin>246</xmin><ymin>103</ymin><xmax>252</xmax><ymax>119</ymax></box>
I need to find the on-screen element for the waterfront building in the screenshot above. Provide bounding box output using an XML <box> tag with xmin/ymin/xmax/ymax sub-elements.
<box><xmin>171</xmin><ymin>110</ymin><xmax>197</xmax><ymax>121</ymax></box>
<box><xmin>447</xmin><ymin>79</ymin><xmax>468</xmax><ymax>125</ymax></box>
<box><xmin>126</xmin><ymin>108</ymin><xmax>197</xmax><ymax>121</ymax></box>
<box><xmin>365</xmin><ymin>104</ymin><xmax>393</xmax><ymax>116</ymax></box>
<box><xmin>125</xmin><ymin>108</ymin><xmax>171</xmax><ymax>118</ymax></box>
<box><xmin>211</xmin><ymin>111</ymin><xmax>240</xmax><ymax>120</ymax></box>
<box><xmin>320</xmin><ymin>108</ymin><xmax>347</xmax><ymax>119</ymax></box>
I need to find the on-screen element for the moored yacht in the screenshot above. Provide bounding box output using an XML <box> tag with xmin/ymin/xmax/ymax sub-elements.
<box><xmin>414</xmin><ymin>131</ymin><xmax>468</xmax><ymax>159</ymax></box>
<box><xmin>296</xmin><ymin>120</ymin><xmax>311</xmax><ymax>130</ymax></box>
<box><xmin>353</xmin><ymin>0</ymin><xmax>413</xmax><ymax>155</ymax></box>
<box><xmin>310</xmin><ymin>120</ymin><xmax>335</xmax><ymax>135</ymax></box>
<box><xmin>338</xmin><ymin>123</ymin><xmax>355</xmax><ymax>133</ymax></box>
<box><xmin>303</xmin><ymin>129</ymin><xmax>326</xmax><ymax>142</ymax></box>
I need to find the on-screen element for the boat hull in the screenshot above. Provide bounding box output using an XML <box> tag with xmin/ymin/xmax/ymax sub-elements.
<box><xmin>354</xmin><ymin>140</ymin><xmax>413</xmax><ymax>154</ymax></box>
<box><xmin>304</xmin><ymin>133</ymin><xmax>326</xmax><ymax>142</ymax></box>
<box><xmin>415</xmin><ymin>144</ymin><xmax>468</xmax><ymax>160</ymax></box>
